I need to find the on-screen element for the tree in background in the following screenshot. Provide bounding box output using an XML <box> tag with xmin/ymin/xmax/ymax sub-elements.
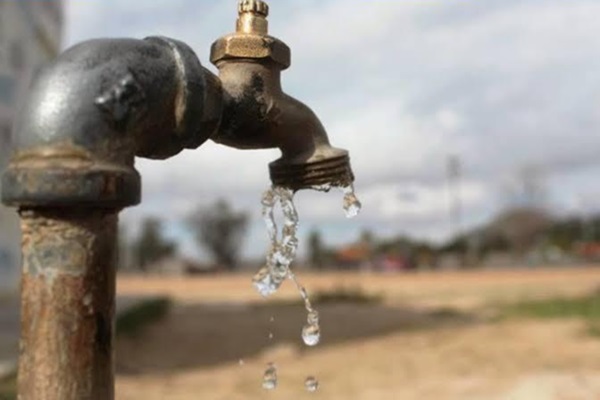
<box><xmin>133</xmin><ymin>218</ymin><xmax>177</xmax><ymax>271</ymax></box>
<box><xmin>188</xmin><ymin>199</ymin><xmax>248</xmax><ymax>271</ymax></box>
<box><xmin>308</xmin><ymin>229</ymin><xmax>326</xmax><ymax>269</ymax></box>
<box><xmin>488</xmin><ymin>207</ymin><xmax>552</xmax><ymax>257</ymax></box>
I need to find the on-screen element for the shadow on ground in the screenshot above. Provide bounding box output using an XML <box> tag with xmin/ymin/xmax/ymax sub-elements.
<box><xmin>116</xmin><ymin>301</ymin><xmax>479</xmax><ymax>375</ymax></box>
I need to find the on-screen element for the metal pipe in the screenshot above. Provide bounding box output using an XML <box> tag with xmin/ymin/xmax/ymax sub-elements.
<box><xmin>2</xmin><ymin>36</ymin><xmax>221</xmax><ymax>209</ymax></box>
<box><xmin>18</xmin><ymin>208</ymin><xmax>117</xmax><ymax>400</ymax></box>
<box><xmin>2</xmin><ymin>35</ymin><xmax>221</xmax><ymax>400</ymax></box>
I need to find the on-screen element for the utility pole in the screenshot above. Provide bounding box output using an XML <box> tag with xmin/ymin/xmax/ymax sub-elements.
<box><xmin>447</xmin><ymin>155</ymin><xmax>462</xmax><ymax>239</ymax></box>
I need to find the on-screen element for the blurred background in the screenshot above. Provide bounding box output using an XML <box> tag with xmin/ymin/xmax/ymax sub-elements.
<box><xmin>2</xmin><ymin>0</ymin><xmax>600</xmax><ymax>399</ymax></box>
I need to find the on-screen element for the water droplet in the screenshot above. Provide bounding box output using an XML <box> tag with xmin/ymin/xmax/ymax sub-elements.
<box><xmin>342</xmin><ymin>185</ymin><xmax>362</xmax><ymax>219</ymax></box>
<box><xmin>239</xmin><ymin>359</ymin><xmax>245</xmax><ymax>366</ymax></box>
<box><xmin>302</xmin><ymin>323</ymin><xmax>321</xmax><ymax>346</ymax></box>
<box><xmin>270</xmin><ymin>316</ymin><xmax>275</xmax><ymax>322</ymax></box>
<box><xmin>252</xmin><ymin>267</ymin><xmax>279</xmax><ymax>297</ymax></box>
<box><xmin>307</xmin><ymin>310</ymin><xmax>319</xmax><ymax>325</ymax></box>
<box><xmin>269</xmin><ymin>332</ymin><xmax>274</xmax><ymax>340</ymax></box>
<box><xmin>262</xmin><ymin>363</ymin><xmax>278</xmax><ymax>390</ymax></box>
<box><xmin>305</xmin><ymin>376</ymin><xmax>319</xmax><ymax>392</ymax></box>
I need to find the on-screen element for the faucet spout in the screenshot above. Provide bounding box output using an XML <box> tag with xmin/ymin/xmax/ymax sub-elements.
<box><xmin>210</xmin><ymin>0</ymin><xmax>355</xmax><ymax>191</ymax></box>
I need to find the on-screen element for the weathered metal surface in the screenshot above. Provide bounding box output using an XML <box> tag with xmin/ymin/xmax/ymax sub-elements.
<box><xmin>18</xmin><ymin>209</ymin><xmax>117</xmax><ymax>400</ymax></box>
<box><xmin>210</xmin><ymin>0</ymin><xmax>355</xmax><ymax>190</ymax></box>
<box><xmin>2</xmin><ymin>160</ymin><xmax>141</xmax><ymax>209</ymax></box>
<box><xmin>95</xmin><ymin>72</ymin><xmax>147</xmax><ymax>128</ymax></box>
<box><xmin>269</xmin><ymin>154</ymin><xmax>355</xmax><ymax>191</ymax></box>
<box><xmin>1</xmin><ymin>36</ymin><xmax>223</xmax><ymax>208</ymax></box>
<box><xmin>210</xmin><ymin>35</ymin><xmax>291</xmax><ymax>69</ymax></box>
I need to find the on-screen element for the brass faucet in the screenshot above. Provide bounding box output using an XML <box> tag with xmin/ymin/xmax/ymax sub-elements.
<box><xmin>211</xmin><ymin>0</ymin><xmax>355</xmax><ymax>190</ymax></box>
<box><xmin>0</xmin><ymin>2</ymin><xmax>355</xmax><ymax>399</ymax></box>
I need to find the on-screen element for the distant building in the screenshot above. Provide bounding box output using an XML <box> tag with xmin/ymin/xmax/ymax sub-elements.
<box><xmin>334</xmin><ymin>243</ymin><xmax>373</xmax><ymax>271</ymax></box>
<box><xmin>0</xmin><ymin>2</ymin><xmax>63</xmax><ymax>289</ymax></box>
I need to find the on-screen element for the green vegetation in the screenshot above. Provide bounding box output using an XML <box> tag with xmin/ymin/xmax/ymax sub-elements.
<box><xmin>502</xmin><ymin>293</ymin><xmax>600</xmax><ymax>319</ymax></box>
<box><xmin>116</xmin><ymin>297</ymin><xmax>172</xmax><ymax>337</ymax></box>
<box><xmin>587</xmin><ymin>321</ymin><xmax>600</xmax><ymax>338</ymax></box>
<box><xmin>500</xmin><ymin>290</ymin><xmax>600</xmax><ymax>337</ymax></box>
<box><xmin>313</xmin><ymin>286</ymin><xmax>383</xmax><ymax>305</ymax></box>
<box><xmin>0</xmin><ymin>371</ymin><xmax>15</xmax><ymax>400</ymax></box>
<box><xmin>0</xmin><ymin>297</ymin><xmax>172</xmax><ymax>399</ymax></box>
<box><xmin>131</xmin><ymin>218</ymin><xmax>178</xmax><ymax>271</ymax></box>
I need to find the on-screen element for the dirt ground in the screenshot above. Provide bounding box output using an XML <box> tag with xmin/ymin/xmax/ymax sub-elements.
<box><xmin>115</xmin><ymin>267</ymin><xmax>600</xmax><ymax>400</ymax></box>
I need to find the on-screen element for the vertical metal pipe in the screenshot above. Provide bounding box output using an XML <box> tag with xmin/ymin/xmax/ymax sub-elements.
<box><xmin>18</xmin><ymin>208</ymin><xmax>118</xmax><ymax>400</ymax></box>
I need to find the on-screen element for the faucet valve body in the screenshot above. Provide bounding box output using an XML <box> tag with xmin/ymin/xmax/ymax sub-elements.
<box><xmin>211</xmin><ymin>0</ymin><xmax>355</xmax><ymax>191</ymax></box>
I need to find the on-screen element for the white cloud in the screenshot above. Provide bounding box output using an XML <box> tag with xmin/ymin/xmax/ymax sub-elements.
<box><xmin>59</xmin><ymin>0</ymin><xmax>600</xmax><ymax>259</ymax></box>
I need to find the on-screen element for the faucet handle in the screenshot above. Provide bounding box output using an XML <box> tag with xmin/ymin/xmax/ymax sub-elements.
<box><xmin>236</xmin><ymin>0</ymin><xmax>270</xmax><ymax>35</ymax></box>
<box><xmin>238</xmin><ymin>0</ymin><xmax>269</xmax><ymax>17</ymax></box>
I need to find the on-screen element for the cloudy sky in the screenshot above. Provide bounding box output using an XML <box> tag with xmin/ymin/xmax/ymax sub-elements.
<box><xmin>64</xmin><ymin>0</ymin><xmax>600</xmax><ymax>261</ymax></box>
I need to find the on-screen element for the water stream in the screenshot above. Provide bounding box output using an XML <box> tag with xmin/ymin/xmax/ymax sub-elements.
<box><xmin>253</xmin><ymin>184</ymin><xmax>362</xmax><ymax>391</ymax></box>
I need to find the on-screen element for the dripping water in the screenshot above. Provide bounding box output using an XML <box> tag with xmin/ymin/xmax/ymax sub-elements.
<box><xmin>262</xmin><ymin>363</ymin><xmax>278</xmax><ymax>390</ymax></box>
<box><xmin>342</xmin><ymin>184</ymin><xmax>362</xmax><ymax>218</ymax></box>
<box><xmin>305</xmin><ymin>376</ymin><xmax>319</xmax><ymax>392</ymax></box>
<box><xmin>254</xmin><ymin>183</ymin><xmax>361</xmax><ymax>390</ymax></box>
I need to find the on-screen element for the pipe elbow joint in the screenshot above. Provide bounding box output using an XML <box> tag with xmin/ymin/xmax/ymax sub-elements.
<box><xmin>1</xmin><ymin>36</ymin><xmax>222</xmax><ymax>209</ymax></box>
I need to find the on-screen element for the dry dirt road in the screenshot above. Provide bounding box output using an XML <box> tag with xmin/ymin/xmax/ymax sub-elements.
<box><xmin>115</xmin><ymin>267</ymin><xmax>600</xmax><ymax>400</ymax></box>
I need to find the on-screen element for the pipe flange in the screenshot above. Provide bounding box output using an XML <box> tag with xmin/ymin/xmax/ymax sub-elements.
<box><xmin>1</xmin><ymin>148</ymin><xmax>140</xmax><ymax>209</ymax></box>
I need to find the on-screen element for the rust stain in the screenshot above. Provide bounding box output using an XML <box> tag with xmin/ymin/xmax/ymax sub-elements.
<box><xmin>18</xmin><ymin>210</ymin><xmax>117</xmax><ymax>400</ymax></box>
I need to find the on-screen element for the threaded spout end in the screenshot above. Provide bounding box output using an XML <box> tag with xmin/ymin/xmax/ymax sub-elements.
<box><xmin>269</xmin><ymin>154</ymin><xmax>355</xmax><ymax>191</ymax></box>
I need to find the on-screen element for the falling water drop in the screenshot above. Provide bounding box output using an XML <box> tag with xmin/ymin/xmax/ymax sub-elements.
<box><xmin>262</xmin><ymin>363</ymin><xmax>278</xmax><ymax>390</ymax></box>
<box><xmin>305</xmin><ymin>376</ymin><xmax>319</xmax><ymax>392</ymax></box>
<box><xmin>302</xmin><ymin>323</ymin><xmax>321</xmax><ymax>346</ymax></box>
<box><xmin>342</xmin><ymin>185</ymin><xmax>362</xmax><ymax>219</ymax></box>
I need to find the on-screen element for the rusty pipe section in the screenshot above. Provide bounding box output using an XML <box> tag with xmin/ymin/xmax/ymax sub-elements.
<box><xmin>19</xmin><ymin>209</ymin><xmax>117</xmax><ymax>399</ymax></box>
<box><xmin>210</xmin><ymin>0</ymin><xmax>355</xmax><ymax>190</ymax></box>
<box><xmin>2</xmin><ymin>36</ymin><xmax>222</xmax><ymax>209</ymax></box>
